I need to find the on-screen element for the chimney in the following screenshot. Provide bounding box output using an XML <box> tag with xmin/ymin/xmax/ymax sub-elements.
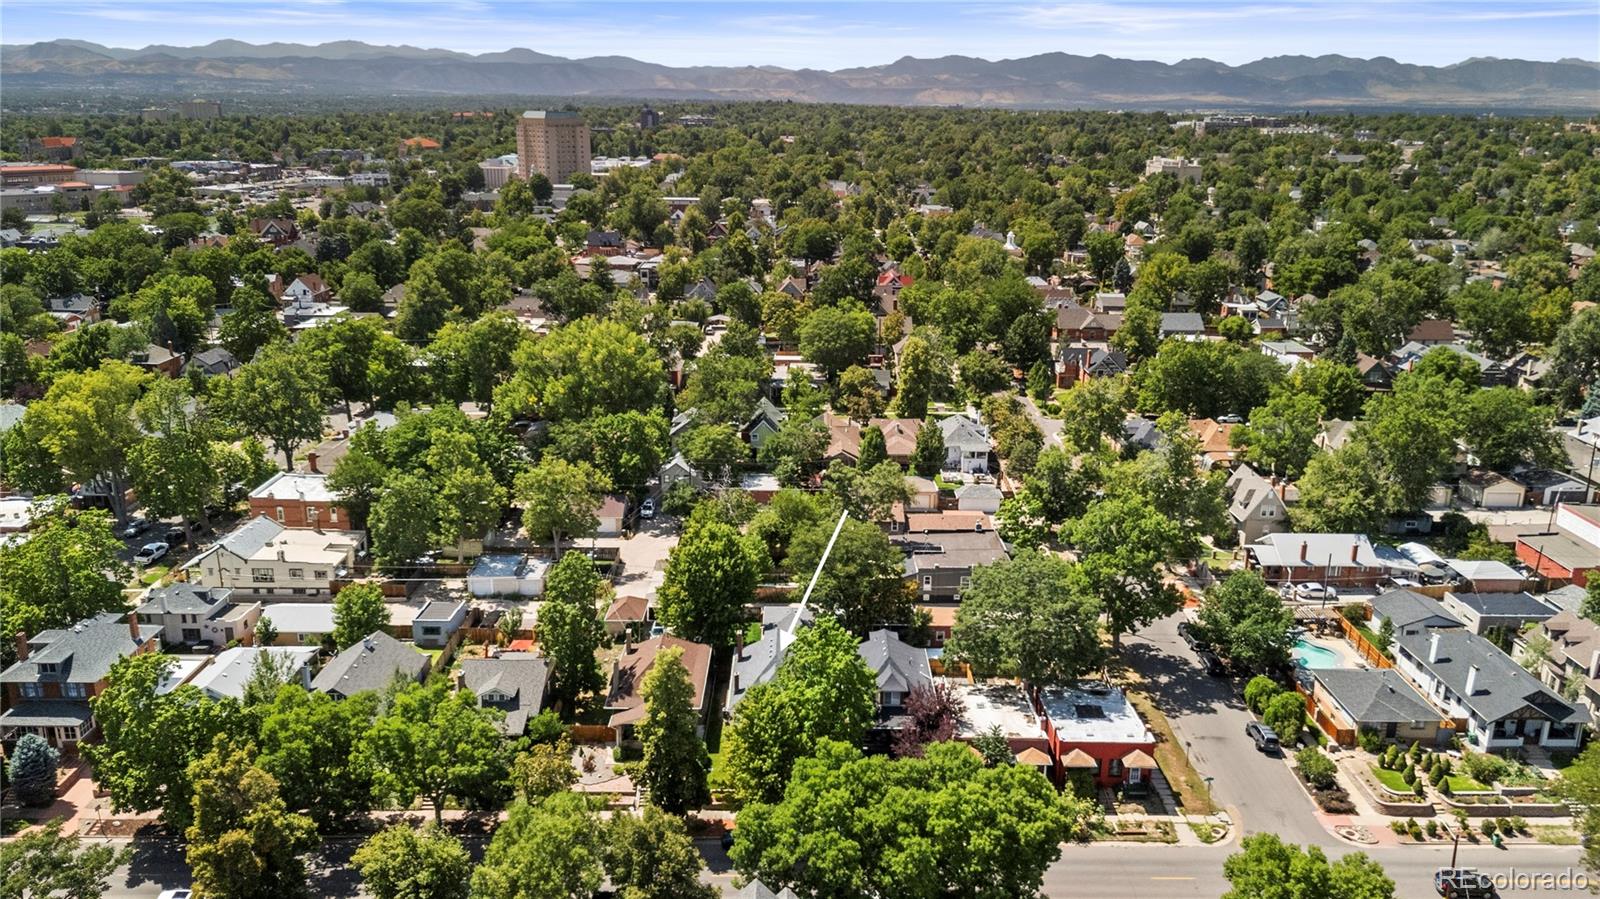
<box><xmin>128</xmin><ymin>612</ymin><xmax>141</xmax><ymax>642</ymax></box>
<box><xmin>13</xmin><ymin>632</ymin><xmax>28</xmax><ymax>662</ymax></box>
<box><xmin>1428</xmin><ymin>632</ymin><xmax>1442</xmax><ymax>664</ymax></box>
<box><xmin>1465</xmin><ymin>664</ymin><xmax>1480</xmax><ymax>696</ymax></box>
<box><xmin>1350</xmin><ymin>542</ymin><xmax>1360</xmax><ymax>563</ymax></box>
<box><xmin>305</xmin><ymin>452</ymin><xmax>320</xmax><ymax>474</ymax></box>
<box><xmin>1299</xmin><ymin>540</ymin><xmax>1308</xmax><ymax>562</ymax></box>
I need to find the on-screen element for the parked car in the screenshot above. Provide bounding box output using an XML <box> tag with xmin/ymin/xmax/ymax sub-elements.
<box><xmin>1177</xmin><ymin>621</ymin><xmax>1210</xmax><ymax>652</ymax></box>
<box><xmin>164</xmin><ymin>525</ymin><xmax>189</xmax><ymax>546</ymax></box>
<box><xmin>157</xmin><ymin>892</ymin><xmax>194</xmax><ymax>899</ymax></box>
<box><xmin>720</xmin><ymin>830</ymin><xmax>735</xmax><ymax>851</ymax></box>
<box><xmin>134</xmin><ymin>542</ymin><xmax>169</xmax><ymax>566</ymax></box>
<box><xmin>121</xmin><ymin>517</ymin><xmax>149</xmax><ymax>539</ymax></box>
<box><xmin>1434</xmin><ymin>868</ymin><xmax>1498</xmax><ymax>898</ymax></box>
<box><xmin>1245</xmin><ymin>721</ymin><xmax>1281</xmax><ymax>754</ymax></box>
<box><xmin>1197</xmin><ymin>649</ymin><xmax>1228</xmax><ymax>677</ymax></box>
<box><xmin>639</xmin><ymin>497</ymin><xmax>657</xmax><ymax>520</ymax></box>
<box><xmin>1293</xmin><ymin>582</ymin><xmax>1336</xmax><ymax>601</ymax></box>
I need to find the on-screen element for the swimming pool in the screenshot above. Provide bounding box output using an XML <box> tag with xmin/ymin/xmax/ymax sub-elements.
<box><xmin>1292</xmin><ymin>638</ymin><xmax>1343</xmax><ymax>669</ymax></box>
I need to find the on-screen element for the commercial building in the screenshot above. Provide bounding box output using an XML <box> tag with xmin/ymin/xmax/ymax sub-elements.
<box><xmin>1144</xmin><ymin>156</ymin><xmax>1202</xmax><ymax>183</ymax></box>
<box><xmin>516</xmin><ymin>110</ymin><xmax>590</xmax><ymax>184</ymax></box>
<box><xmin>180</xmin><ymin>99</ymin><xmax>222</xmax><ymax>119</ymax></box>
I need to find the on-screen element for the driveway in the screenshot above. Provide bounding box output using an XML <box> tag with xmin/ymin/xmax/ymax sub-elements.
<box><xmin>589</xmin><ymin>517</ymin><xmax>680</xmax><ymax>599</ymax></box>
<box><xmin>1121</xmin><ymin>611</ymin><xmax>1330</xmax><ymax>847</ymax></box>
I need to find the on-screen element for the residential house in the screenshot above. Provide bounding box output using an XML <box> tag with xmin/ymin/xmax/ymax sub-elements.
<box><xmin>130</xmin><ymin>344</ymin><xmax>181</xmax><ymax>378</ymax></box>
<box><xmin>726</xmin><ymin>606</ymin><xmax>812</xmax><ymax>714</ymax></box>
<box><xmin>1244</xmin><ymin>533</ymin><xmax>1412</xmax><ymax>589</ymax></box>
<box><xmin>1446</xmin><ymin>559</ymin><xmax>1528</xmax><ymax>593</ymax></box>
<box><xmin>249</xmin><ymin>218</ymin><xmax>299</xmax><ymax>246</ymax></box>
<box><xmin>859</xmin><ymin>629</ymin><xmax>933</xmax><ymax>718</ymax></box>
<box><xmin>412</xmin><ymin>600</ymin><xmax>468</xmax><ymax>648</ymax></box>
<box><xmin>938</xmin><ymin>415</ymin><xmax>992</xmax><ymax>474</ymax></box>
<box><xmin>460</xmin><ymin>653</ymin><xmax>551</xmax><ymax>736</ymax></box>
<box><xmin>311</xmin><ymin>631</ymin><xmax>429</xmax><ymax>699</ymax></box>
<box><xmin>1408</xmin><ymin>319</ymin><xmax>1457</xmax><ymax>345</ymax></box>
<box><xmin>247</xmin><ymin>472</ymin><xmax>348</xmax><ymax>529</ymax></box>
<box><xmin>256</xmin><ymin>603</ymin><xmax>337</xmax><ymax>647</ymax></box>
<box><xmin>1308</xmin><ymin>668</ymin><xmax>1450</xmax><ymax>747</ymax></box>
<box><xmin>187</xmin><ymin>516</ymin><xmax>364</xmax><ymax>599</ymax></box>
<box><xmin>1530</xmin><ymin>610</ymin><xmax>1600</xmax><ymax>714</ymax></box>
<box><xmin>899</xmin><ymin>529</ymin><xmax>1009</xmax><ymax>601</ymax></box>
<box><xmin>1159</xmin><ymin>312</ymin><xmax>1205</xmax><ymax>339</ymax></box>
<box><xmin>1437</xmin><ymin>592</ymin><xmax>1557</xmax><ymax>637</ymax></box>
<box><xmin>658</xmin><ymin>452</ymin><xmax>704</xmax><ymax>494</ymax></box>
<box><xmin>743</xmin><ymin>397</ymin><xmax>787</xmax><ymax>451</ymax></box>
<box><xmin>1458</xmin><ymin>470</ymin><xmax>1526</xmax><ymax>510</ymax></box>
<box><xmin>1119</xmin><ymin>418</ymin><xmax>1162</xmax><ymax>454</ymax></box>
<box><xmin>135</xmin><ymin>583</ymin><xmax>262</xmax><ymax>648</ymax></box>
<box><xmin>1055</xmin><ymin>345</ymin><xmax>1128</xmax><ymax>387</ymax></box>
<box><xmin>1260</xmin><ymin>339</ymin><xmax>1316</xmax><ymax>369</ymax></box>
<box><xmin>821</xmin><ymin>414</ymin><xmax>922</xmax><ymax>466</ymax></box>
<box><xmin>1316</xmin><ymin>420</ymin><xmax>1360</xmax><ymax>453</ymax></box>
<box><xmin>46</xmin><ymin>293</ymin><xmax>98</xmax><ymax>328</ymax></box>
<box><xmin>951</xmin><ymin>682</ymin><xmax>1054</xmax><ymax>778</ymax></box>
<box><xmin>604</xmin><ymin>595</ymin><xmax>649</xmax><ymax>639</ymax></box>
<box><xmin>1037</xmin><ymin>685</ymin><xmax>1158</xmax><ymax>788</ymax></box>
<box><xmin>1355</xmin><ymin>354</ymin><xmax>1393</xmax><ymax>391</ymax></box>
<box><xmin>1188</xmin><ymin>419</ymin><xmax>1241</xmax><ymax>470</ymax></box>
<box><xmin>0</xmin><ymin>612</ymin><xmax>162</xmax><ymax>750</ymax></box>
<box><xmin>955</xmin><ymin>482</ymin><xmax>1003</xmax><ymax>514</ymax></box>
<box><xmin>187</xmin><ymin>347</ymin><xmax>241</xmax><ymax>378</ymax></box>
<box><xmin>606</xmin><ymin>636</ymin><xmax>712</xmax><ymax>741</ymax></box>
<box><xmin>1393</xmin><ymin>629</ymin><xmax>1586</xmax><ymax>750</ymax></box>
<box><xmin>188</xmin><ymin>646</ymin><xmax>317</xmax><ymax>701</ymax></box>
<box><xmin>284</xmin><ymin>274</ymin><xmax>332</xmax><ymax>306</ymax></box>
<box><xmin>1369</xmin><ymin>589</ymin><xmax>1464</xmax><ymax>637</ymax></box>
<box><xmin>467</xmin><ymin>554</ymin><xmax>549</xmax><ymax>597</ymax></box>
<box><xmin>1227</xmin><ymin>465</ymin><xmax>1290</xmax><ymax>546</ymax></box>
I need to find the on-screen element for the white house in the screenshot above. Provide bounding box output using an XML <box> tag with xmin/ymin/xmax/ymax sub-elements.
<box><xmin>188</xmin><ymin>646</ymin><xmax>317</xmax><ymax>700</ymax></box>
<box><xmin>187</xmin><ymin>516</ymin><xmax>364</xmax><ymax>600</ymax></box>
<box><xmin>1393</xmin><ymin>629</ymin><xmax>1586</xmax><ymax>751</ymax></box>
<box><xmin>938</xmin><ymin>415</ymin><xmax>992</xmax><ymax>474</ymax></box>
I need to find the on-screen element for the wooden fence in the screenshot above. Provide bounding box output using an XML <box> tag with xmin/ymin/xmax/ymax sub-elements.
<box><xmin>1334</xmin><ymin>615</ymin><xmax>1393</xmax><ymax>669</ymax></box>
<box><xmin>1294</xmin><ymin>683</ymin><xmax>1356</xmax><ymax>746</ymax></box>
<box><xmin>568</xmin><ymin>724</ymin><xmax>617</xmax><ymax>744</ymax></box>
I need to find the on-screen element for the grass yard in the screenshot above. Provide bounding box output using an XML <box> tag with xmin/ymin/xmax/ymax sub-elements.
<box><xmin>1531</xmin><ymin>825</ymin><xmax>1580</xmax><ymax>845</ymax></box>
<box><xmin>137</xmin><ymin>563</ymin><xmax>171</xmax><ymax>586</ymax></box>
<box><xmin>1371</xmin><ymin>765</ymin><xmax>1412</xmax><ymax>793</ymax></box>
<box><xmin>1443</xmin><ymin>774</ymin><xmax>1490</xmax><ymax>793</ymax></box>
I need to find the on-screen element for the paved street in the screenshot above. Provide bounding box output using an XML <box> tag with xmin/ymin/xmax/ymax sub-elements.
<box><xmin>1018</xmin><ymin>394</ymin><xmax>1065</xmax><ymax>447</ymax></box>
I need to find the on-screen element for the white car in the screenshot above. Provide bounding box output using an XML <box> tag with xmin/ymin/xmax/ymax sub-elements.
<box><xmin>157</xmin><ymin>891</ymin><xmax>194</xmax><ymax>899</ymax></box>
<box><xmin>133</xmin><ymin>542</ymin><xmax>170</xmax><ymax>566</ymax></box>
<box><xmin>1293</xmin><ymin>582</ymin><xmax>1336</xmax><ymax>601</ymax></box>
<box><xmin>121</xmin><ymin>517</ymin><xmax>149</xmax><ymax>539</ymax></box>
<box><xmin>639</xmin><ymin>498</ymin><xmax>657</xmax><ymax>520</ymax></box>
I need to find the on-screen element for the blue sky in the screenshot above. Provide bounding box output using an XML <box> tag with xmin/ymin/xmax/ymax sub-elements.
<box><xmin>2</xmin><ymin>1</ymin><xmax>1595</xmax><ymax>69</ymax></box>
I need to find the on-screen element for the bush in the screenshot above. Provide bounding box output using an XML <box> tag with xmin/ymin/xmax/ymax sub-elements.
<box><xmin>1461</xmin><ymin>751</ymin><xmax>1509</xmax><ymax>785</ymax></box>
<box><xmin>1413</xmin><ymin>781</ymin><xmax>1426</xmax><ymax>799</ymax></box>
<box><xmin>1262</xmin><ymin>693</ymin><xmax>1305</xmax><ymax>744</ymax></box>
<box><xmin>1481</xmin><ymin>819</ymin><xmax>1498</xmax><ymax>837</ymax></box>
<box><xmin>1429</xmin><ymin>763</ymin><xmax>1445</xmax><ymax>786</ymax></box>
<box><xmin>1410</xmin><ymin>824</ymin><xmax>1425</xmax><ymax>841</ymax></box>
<box><xmin>1408</xmin><ymin>741</ymin><xmax>1423</xmax><ymax>765</ymax></box>
<box><xmin>1390</xmin><ymin>821</ymin><xmax>1407</xmax><ymax>835</ymax></box>
<box><xmin>1402</xmin><ymin>766</ymin><xmax>1417</xmax><ymax>786</ymax></box>
<box><xmin>1382</xmin><ymin>745</ymin><xmax>1400</xmax><ymax>769</ymax></box>
<box><xmin>1339</xmin><ymin>604</ymin><xmax>1365</xmax><ymax>625</ymax></box>
<box><xmin>1357</xmin><ymin>728</ymin><xmax>1384</xmax><ymax>754</ymax></box>
<box><xmin>1244</xmin><ymin>675</ymin><xmax>1281</xmax><ymax>714</ymax></box>
<box><xmin>1426</xmin><ymin>820</ymin><xmax>1440</xmax><ymax>837</ymax></box>
<box><xmin>1297</xmin><ymin>748</ymin><xmax>1337</xmax><ymax>790</ymax></box>
<box><xmin>1508</xmin><ymin>816</ymin><xmax>1528</xmax><ymax>834</ymax></box>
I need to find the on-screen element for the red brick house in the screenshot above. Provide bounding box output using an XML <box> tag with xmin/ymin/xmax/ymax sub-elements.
<box><xmin>247</xmin><ymin>471</ymin><xmax>348</xmax><ymax>529</ymax></box>
<box><xmin>0</xmin><ymin>613</ymin><xmax>162</xmax><ymax>751</ymax></box>
<box><xmin>1037</xmin><ymin>685</ymin><xmax>1157</xmax><ymax>788</ymax></box>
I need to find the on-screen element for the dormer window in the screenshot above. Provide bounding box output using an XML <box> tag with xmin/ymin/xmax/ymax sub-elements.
<box><xmin>37</xmin><ymin>662</ymin><xmax>58</xmax><ymax>675</ymax></box>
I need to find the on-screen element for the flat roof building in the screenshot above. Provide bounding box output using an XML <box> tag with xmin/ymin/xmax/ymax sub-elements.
<box><xmin>516</xmin><ymin>111</ymin><xmax>591</xmax><ymax>185</ymax></box>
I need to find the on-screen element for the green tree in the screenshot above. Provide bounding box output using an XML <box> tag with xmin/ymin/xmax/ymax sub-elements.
<box><xmin>798</xmin><ymin>303</ymin><xmax>875</xmax><ymax>377</ymax></box>
<box><xmin>332</xmin><ymin>583</ymin><xmax>392</xmax><ymax>649</ymax></box>
<box><xmin>720</xmin><ymin>618</ymin><xmax>876</xmax><ymax>804</ymax></box>
<box><xmin>0</xmin><ymin>499</ymin><xmax>129</xmax><ymax>666</ymax></box>
<box><xmin>1057</xmin><ymin>377</ymin><xmax>1127</xmax><ymax>451</ymax></box>
<box><xmin>1068</xmin><ymin>495</ymin><xmax>1184</xmax><ymax>647</ymax></box>
<box><xmin>680</xmin><ymin>423</ymin><xmax>747</xmax><ymax>486</ymax></box>
<box><xmin>256</xmin><ymin>685</ymin><xmax>378</xmax><ymax>830</ymax></box>
<box><xmin>369</xmin><ymin>474</ymin><xmax>440</xmax><ymax>568</ymax></box>
<box><xmin>498</xmin><ymin>318</ymin><xmax>667</xmax><ymax>423</ymax></box>
<box><xmin>427</xmin><ymin>312</ymin><xmax>526</xmax><ymax>409</ymax></box>
<box><xmin>8</xmin><ymin>732</ymin><xmax>59</xmax><ymax>807</ymax></box>
<box><xmin>120</xmin><ymin>272</ymin><xmax>214</xmax><ymax>356</ymax></box>
<box><xmin>0</xmin><ymin>820</ymin><xmax>128</xmax><ymax>899</ymax></box>
<box><xmin>1292</xmin><ymin>441</ymin><xmax>1394</xmax><ymax>533</ymax></box>
<box><xmin>1232</xmin><ymin>390</ymin><xmax>1322</xmax><ymax>478</ymax></box>
<box><xmin>604</xmin><ymin>806</ymin><xmax>717</xmax><ymax>899</ymax></box>
<box><xmin>1556</xmin><ymin>741</ymin><xmax>1600</xmax><ymax>880</ymax></box>
<box><xmin>510</xmin><ymin>738</ymin><xmax>578</xmax><ymax>802</ymax></box>
<box><xmin>218</xmin><ymin>285</ymin><xmax>289</xmax><ymax>368</ymax></box>
<box><xmin>1359</xmin><ymin>375</ymin><xmax>1461</xmax><ymax>511</ymax></box>
<box><xmin>549</xmin><ymin>410</ymin><xmax>670</xmax><ymax>495</ymax></box>
<box><xmin>888</xmin><ymin>335</ymin><xmax>937</xmax><ymax>419</ymax></box>
<box><xmin>28</xmin><ymin>360</ymin><xmax>147</xmax><ymax>521</ymax></box>
<box><xmin>1196</xmin><ymin>571</ymin><xmax>1295</xmax><ymax>673</ymax></box>
<box><xmin>434</xmin><ymin>461</ymin><xmax>506</xmax><ymax>562</ymax></box>
<box><xmin>1458</xmin><ymin>387</ymin><xmax>1563</xmax><ymax>471</ymax></box>
<box><xmin>85</xmin><ymin>653</ymin><xmax>242</xmax><ymax>830</ymax></box>
<box><xmin>515</xmin><ymin>457</ymin><xmax>611</xmax><ymax>553</ymax></box>
<box><xmin>537</xmin><ymin>552</ymin><xmax>609</xmax><ymax>712</ymax></box>
<box><xmin>360</xmin><ymin>679</ymin><xmax>508</xmax><ymax>825</ymax></box>
<box><xmin>947</xmin><ymin>550</ymin><xmax>1103</xmax><ymax>686</ymax></box>
<box><xmin>352</xmin><ymin>824</ymin><xmax>471</xmax><ymax>899</ymax></box>
<box><xmin>1548</xmin><ymin>307</ymin><xmax>1600</xmax><ymax>407</ymax></box>
<box><xmin>732</xmin><ymin>739</ymin><xmax>1096</xmax><ymax>899</ymax></box>
<box><xmin>186</xmin><ymin>737</ymin><xmax>318</xmax><ymax>899</ymax></box>
<box><xmin>471</xmin><ymin>794</ymin><xmax>604</xmax><ymax>899</ymax></box>
<box><xmin>657</xmin><ymin>511</ymin><xmax>761</xmax><ymax>646</ymax></box>
<box><xmin>637</xmin><ymin>646</ymin><xmax>712</xmax><ymax>814</ymax></box>
<box><xmin>1262</xmin><ymin>692</ymin><xmax>1306</xmax><ymax>745</ymax></box>
<box><xmin>787</xmin><ymin>516</ymin><xmax>910</xmax><ymax>634</ymax></box>
<box><xmin>911</xmin><ymin>417</ymin><xmax>945</xmax><ymax>477</ymax></box>
<box><xmin>128</xmin><ymin>379</ymin><xmax>221</xmax><ymax>535</ymax></box>
<box><xmin>224</xmin><ymin>341</ymin><xmax>328</xmax><ymax>468</ymax></box>
<box><xmin>1222</xmin><ymin>833</ymin><xmax>1394</xmax><ymax>899</ymax></box>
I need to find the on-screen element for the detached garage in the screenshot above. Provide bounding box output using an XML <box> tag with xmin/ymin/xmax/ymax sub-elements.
<box><xmin>468</xmin><ymin>554</ymin><xmax>549</xmax><ymax>597</ymax></box>
<box><xmin>1457</xmin><ymin>470</ymin><xmax>1526</xmax><ymax>510</ymax></box>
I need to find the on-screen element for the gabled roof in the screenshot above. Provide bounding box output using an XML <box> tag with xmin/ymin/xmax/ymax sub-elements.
<box><xmin>137</xmin><ymin>584</ymin><xmax>235</xmax><ymax>618</ymax></box>
<box><xmin>1313</xmin><ymin>668</ymin><xmax>1439</xmax><ymax>725</ymax></box>
<box><xmin>460</xmin><ymin>653</ymin><xmax>550</xmax><ymax>735</ymax></box>
<box><xmin>1395</xmin><ymin>629</ymin><xmax>1587</xmax><ymax>726</ymax></box>
<box><xmin>310</xmin><ymin>631</ymin><xmax>428</xmax><ymax>698</ymax></box>
<box><xmin>938</xmin><ymin>414</ymin><xmax>991</xmax><ymax>451</ymax></box>
<box><xmin>1227</xmin><ymin>465</ymin><xmax>1287</xmax><ymax>520</ymax></box>
<box><xmin>189</xmin><ymin>647</ymin><xmax>316</xmax><ymax>700</ymax></box>
<box><xmin>858</xmin><ymin>629</ymin><xmax>933</xmax><ymax>696</ymax></box>
<box><xmin>1445</xmin><ymin>591</ymin><xmax>1555</xmax><ymax>619</ymax></box>
<box><xmin>414</xmin><ymin>600</ymin><xmax>467</xmax><ymax>624</ymax></box>
<box><xmin>0</xmin><ymin>612</ymin><xmax>159</xmax><ymax>686</ymax></box>
<box><xmin>607</xmin><ymin>635</ymin><xmax>712</xmax><ymax>726</ymax></box>
<box><xmin>1370</xmin><ymin>589</ymin><xmax>1463</xmax><ymax>632</ymax></box>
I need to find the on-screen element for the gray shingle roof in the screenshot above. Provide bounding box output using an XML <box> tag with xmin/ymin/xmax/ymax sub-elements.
<box><xmin>1369</xmin><ymin>589</ymin><xmax>1463</xmax><ymax>634</ymax></box>
<box><xmin>0</xmin><ymin>613</ymin><xmax>160</xmax><ymax>686</ymax></box>
<box><xmin>310</xmin><ymin>631</ymin><xmax>428</xmax><ymax>698</ymax></box>
<box><xmin>1446</xmin><ymin>592</ymin><xmax>1556</xmax><ymax>618</ymax></box>
<box><xmin>858</xmin><ymin>629</ymin><xmax>932</xmax><ymax>696</ymax></box>
<box><xmin>1395</xmin><ymin>629</ymin><xmax>1587</xmax><ymax>726</ymax></box>
<box><xmin>137</xmin><ymin>584</ymin><xmax>235</xmax><ymax>617</ymax></box>
<box><xmin>1313</xmin><ymin>669</ymin><xmax>1439</xmax><ymax>725</ymax></box>
<box><xmin>215</xmin><ymin>515</ymin><xmax>284</xmax><ymax>559</ymax></box>
<box><xmin>460</xmin><ymin>653</ymin><xmax>549</xmax><ymax>735</ymax></box>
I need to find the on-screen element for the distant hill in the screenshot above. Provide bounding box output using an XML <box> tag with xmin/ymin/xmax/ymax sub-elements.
<box><xmin>2</xmin><ymin>40</ymin><xmax>1596</xmax><ymax>110</ymax></box>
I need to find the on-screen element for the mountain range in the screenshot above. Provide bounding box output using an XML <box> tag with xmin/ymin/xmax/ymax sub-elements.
<box><xmin>3</xmin><ymin>40</ymin><xmax>1597</xmax><ymax>110</ymax></box>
